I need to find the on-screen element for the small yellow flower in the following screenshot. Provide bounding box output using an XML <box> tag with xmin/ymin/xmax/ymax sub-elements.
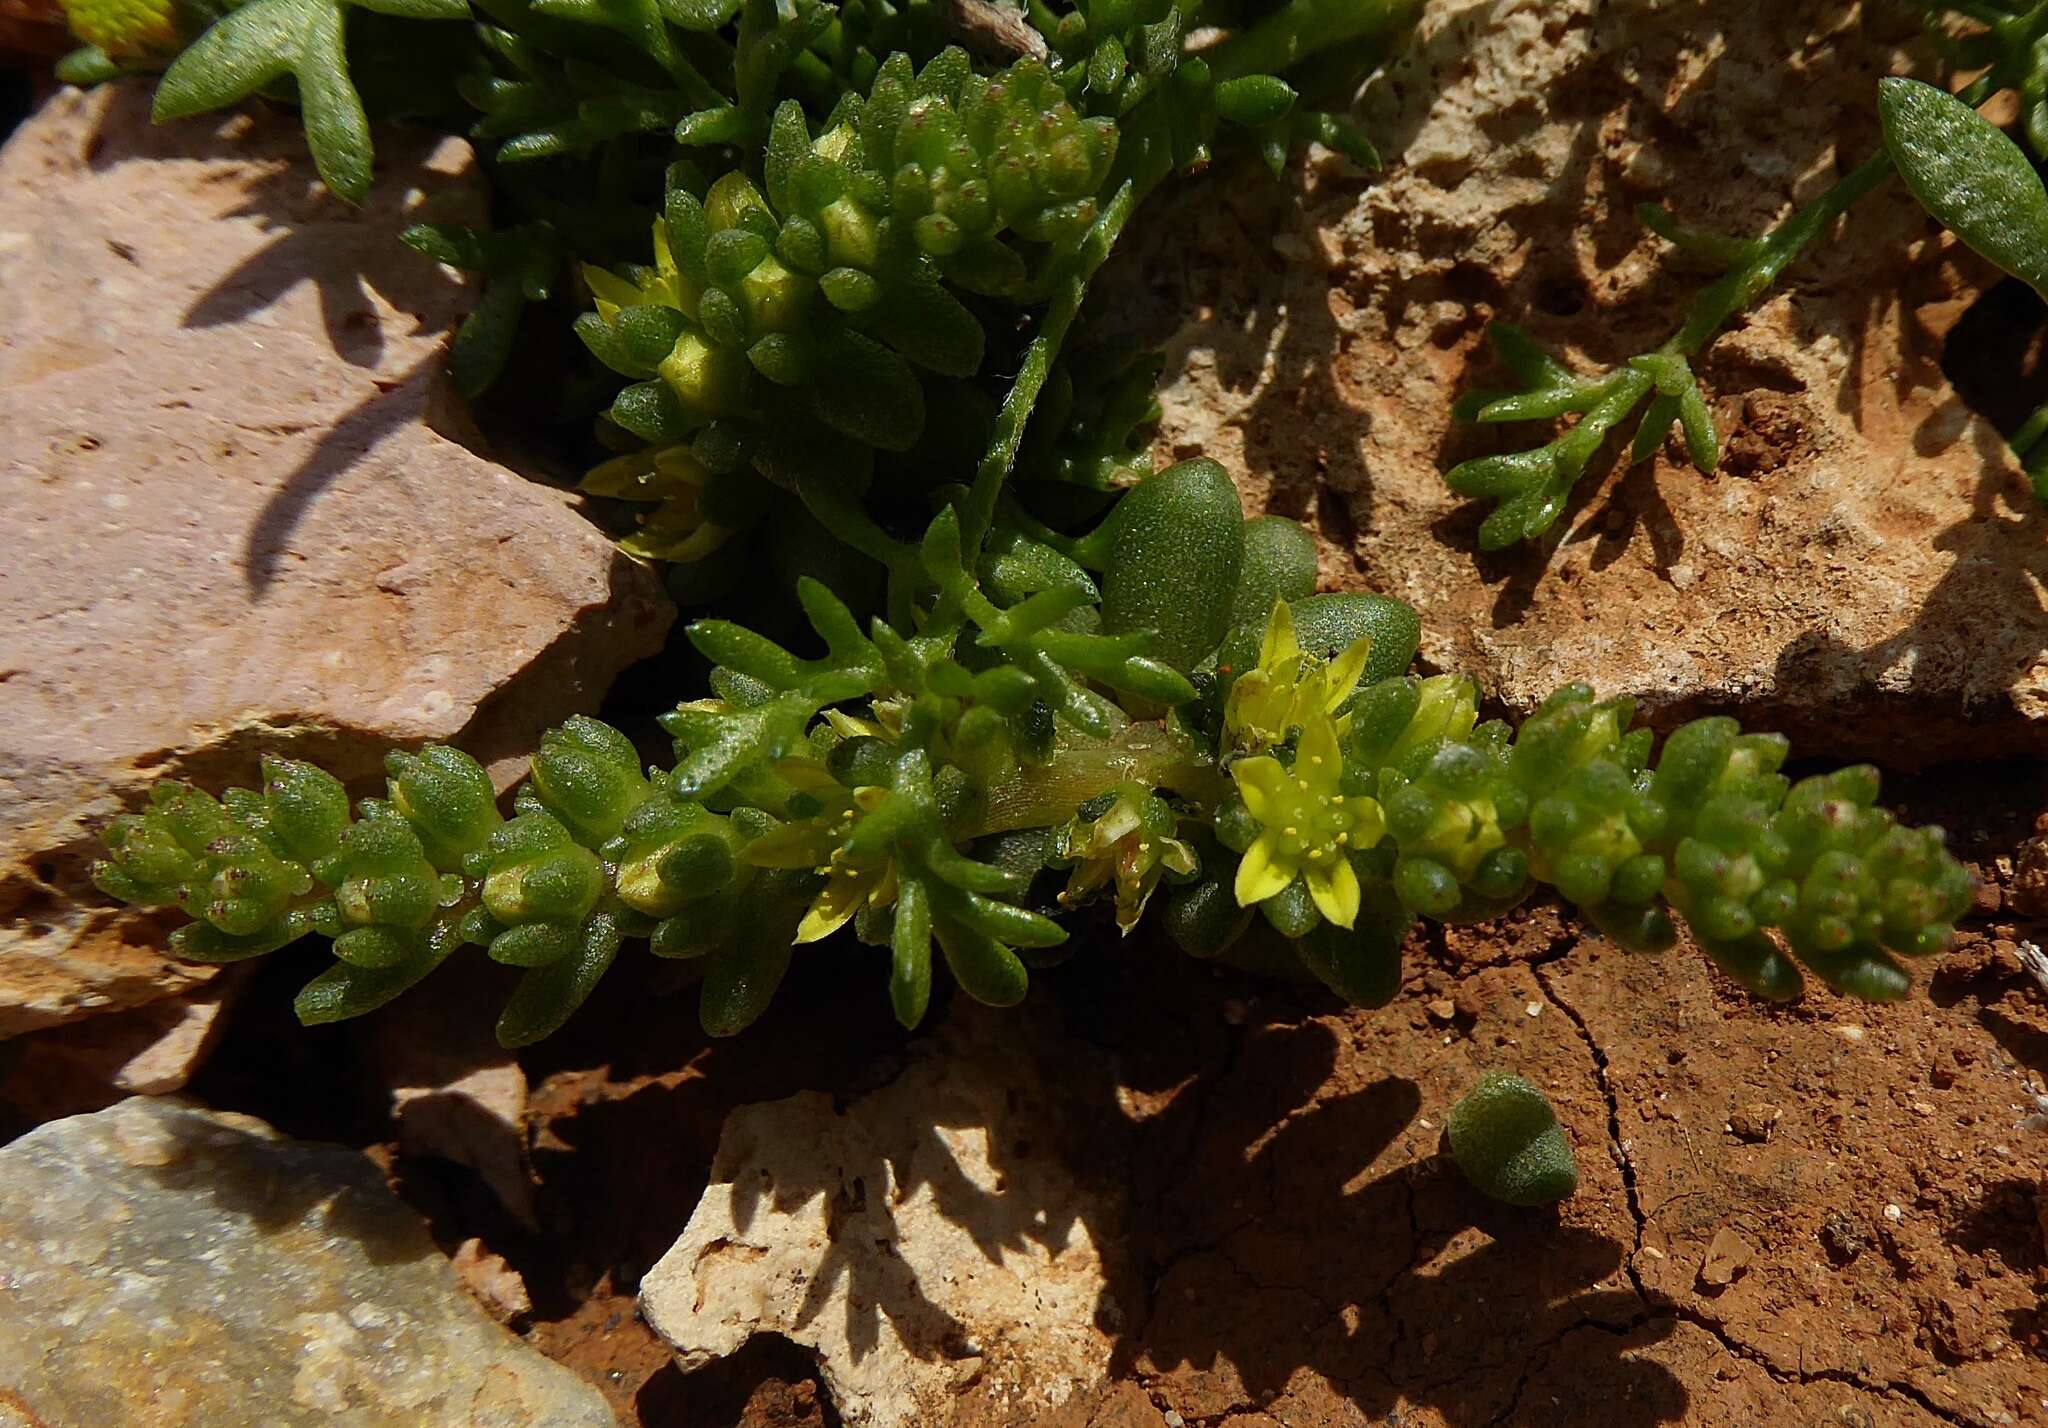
<box><xmin>741</xmin><ymin>761</ymin><xmax>896</xmax><ymax>942</ymax></box>
<box><xmin>61</xmin><ymin>0</ymin><xmax>179</xmax><ymax>58</ymax></box>
<box><xmin>581</xmin><ymin>444</ymin><xmax>732</xmax><ymax>562</ymax></box>
<box><xmin>585</xmin><ymin>217</ymin><xmax>700</xmax><ymax>321</ymax></box>
<box><xmin>1054</xmin><ymin>784</ymin><xmax>1198</xmax><ymax>934</ymax></box>
<box><xmin>1230</xmin><ymin>715</ymin><xmax>1385</xmax><ymax>929</ymax></box>
<box><xmin>1224</xmin><ymin>600</ymin><xmax>1374</xmax><ymax>752</ymax></box>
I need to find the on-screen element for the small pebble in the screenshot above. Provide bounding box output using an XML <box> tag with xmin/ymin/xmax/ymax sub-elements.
<box><xmin>1884</xmin><ymin>1203</ymin><xmax>1903</xmax><ymax>1223</ymax></box>
<box><xmin>1699</xmin><ymin>1227</ymin><xmax>1754</xmax><ymax>1287</ymax></box>
<box><xmin>1524</xmin><ymin>1001</ymin><xmax>1543</xmax><ymax>1018</ymax></box>
<box><xmin>1727</xmin><ymin>1103</ymin><xmax>1779</xmax><ymax>1143</ymax></box>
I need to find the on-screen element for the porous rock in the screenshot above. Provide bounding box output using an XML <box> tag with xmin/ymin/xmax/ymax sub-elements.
<box><xmin>641</xmin><ymin>1008</ymin><xmax>1120</xmax><ymax>1428</ymax></box>
<box><xmin>0</xmin><ymin>1096</ymin><xmax>617</xmax><ymax>1427</ymax></box>
<box><xmin>0</xmin><ymin>967</ymin><xmax>247</xmax><ymax>1121</ymax></box>
<box><xmin>1127</xmin><ymin>0</ymin><xmax>2042</xmax><ymax>766</ymax></box>
<box><xmin>0</xmin><ymin>85</ymin><xmax>672</xmax><ymax>1036</ymax></box>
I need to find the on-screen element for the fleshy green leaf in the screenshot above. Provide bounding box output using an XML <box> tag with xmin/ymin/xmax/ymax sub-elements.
<box><xmin>1880</xmin><ymin>76</ymin><xmax>2048</xmax><ymax>298</ymax></box>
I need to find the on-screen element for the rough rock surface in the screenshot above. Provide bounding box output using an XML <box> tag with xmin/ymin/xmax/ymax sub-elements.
<box><xmin>0</xmin><ymin>967</ymin><xmax>247</xmax><ymax>1121</ymax></box>
<box><xmin>0</xmin><ymin>0</ymin><xmax>66</xmax><ymax>67</ymax></box>
<box><xmin>0</xmin><ymin>86</ymin><xmax>673</xmax><ymax>1036</ymax></box>
<box><xmin>372</xmin><ymin>968</ymin><xmax>538</xmax><ymax>1229</ymax></box>
<box><xmin>1125</xmin><ymin>0</ymin><xmax>2041</xmax><ymax>765</ymax></box>
<box><xmin>0</xmin><ymin>1096</ymin><xmax>617</xmax><ymax>1427</ymax></box>
<box><xmin>640</xmin><ymin>1009</ymin><xmax>1121</xmax><ymax>1428</ymax></box>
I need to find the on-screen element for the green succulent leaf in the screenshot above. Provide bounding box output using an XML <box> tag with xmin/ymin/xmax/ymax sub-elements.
<box><xmin>1880</xmin><ymin>76</ymin><xmax>2048</xmax><ymax>298</ymax></box>
<box><xmin>1447</xmin><ymin>1071</ymin><xmax>1579</xmax><ymax>1207</ymax></box>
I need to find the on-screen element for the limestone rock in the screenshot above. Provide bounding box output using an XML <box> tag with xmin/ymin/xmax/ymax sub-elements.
<box><xmin>641</xmin><ymin>1009</ymin><xmax>1119</xmax><ymax>1428</ymax></box>
<box><xmin>372</xmin><ymin>969</ymin><xmax>538</xmax><ymax>1229</ymax></box>
<box><xmin>1699</xmin><ymin>1226</ymin><xmax>1755</xmax><ymax>1288</ymax></box>
<box><xmin>0</xmin><ymin>968</ymin><xmax>247</xmax><ymax>1120</ymax></box>
<box><xmin>1127</xmin><ymin>0</ymin><xmax>2040</xmax><ymax>767</ymax></box>
<box><xmin>0</xmin><ymin>1096</ymin><xmax>617</xmax><ymax>1427</ymax></box>
<box><xmin>450</xmin><ymin>1236</ymin><xmax>533</xmax><ymax>1324</ymax></box>
<box><xmin>0</xmin><ymin>86</ymin><xmax>673</xmax><ymax>1036</ymax></box>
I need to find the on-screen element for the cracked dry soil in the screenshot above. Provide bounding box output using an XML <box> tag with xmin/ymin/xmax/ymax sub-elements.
<box><xmin>174</xmin><ymin>762</ymin><xmax>2048</xmax><ymax>1428</ymax></box>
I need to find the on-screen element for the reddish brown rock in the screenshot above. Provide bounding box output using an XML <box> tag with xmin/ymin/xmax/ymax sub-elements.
<box><xmin>0</xmin><ymin>968</ymin><xmax>247</xmax><ymax>1120</ymax></box>
<box><xmin>0</xmin><ymin>86</ymin><xmax>672</xmax><ymax>1037</ymax></box>
<box><xmin>372</xmin><ymin>969</ymin><xmax>538</xmax><ymax>1229</ymax></box>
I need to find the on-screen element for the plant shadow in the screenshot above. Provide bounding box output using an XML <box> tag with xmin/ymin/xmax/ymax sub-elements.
<box><xmin>523</xmin><ymin>932</ymin><xmax>1687</xmax><ymax>1427</ymax></box>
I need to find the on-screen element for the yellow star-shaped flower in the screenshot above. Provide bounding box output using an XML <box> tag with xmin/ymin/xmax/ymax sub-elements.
<box><xmin>1230</xmin><ymin>714</ymin><xmax>1385</xmax><ymax>929</ymax></box>
<box><xmin>741</xmin><ymin>761</ymin><xmax>897</xmax><ymax>943</ymax></box>
<box><xmin>1224</xmin><ymin>600</ymin><xmax>1375</xmax><ymax>752</ymax></box>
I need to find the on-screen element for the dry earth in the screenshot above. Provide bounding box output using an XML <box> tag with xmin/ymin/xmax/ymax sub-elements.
<box><xmin>1112</xmin><ymin>0</ymin><xmax>2047</xmax><ymax>765</ymax></box>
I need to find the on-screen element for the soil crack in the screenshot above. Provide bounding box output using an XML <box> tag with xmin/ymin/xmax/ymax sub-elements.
<box><xmin>1530</xmin><ymin>956</ymin><xmax>1978</xmax><ymax>1427</ymax></box>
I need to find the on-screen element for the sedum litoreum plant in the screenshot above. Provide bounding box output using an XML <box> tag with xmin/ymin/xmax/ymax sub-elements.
<box><xmin>93</xmin><ymin>468</ymin><xmax>1974</xmax><ymax>1045</ymax></box>
<box><xmin>1880</xmin><ymin>74</ymin><xmax>2048</xmax><ymax>497</ymax></box>
<box><xmin>66</xmin><ymin>0</ymin><xmax>1977</xmax><ymax>1052</ymax></box>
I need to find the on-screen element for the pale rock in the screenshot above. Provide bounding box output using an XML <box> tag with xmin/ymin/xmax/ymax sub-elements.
<box><xmin>1726</xmin><ymin>1102</ymin><xmax>1780</xmax><ymax>1144</ymax></box>
<box><xmin>0</xmin><ymin>1097</ymin><xmax>616</xmax><ymax>1427</ymax></box>
<box><xmin>0</xmin><ymin>86</ymin><xmax>672</xmax><ymax>1036</ymax></box>
<box><xmin>642</xmin><ymin>1009</ymin><xmax>1118</xmax><ymax>1428</ymax></box>
<box><xmin>1700</xmin><ymin>1226</ymin><xmax>1756</xmax><ymax>1288</ymax></box>
<box><xmin>450</xmin><ymin>1237</ymin><xmax>533</xmax><ymax>1324</ymax></box>
<box><xmin>0</xmin><ymin>967</ymin><xmax>247</xmax><ymax>1120</ymax></box>
<box><xmin>371</xmin><ymin>968</ymin><xmax>538</xmax><ymax>1229</ymax></box>
<box><xmin>1126</xmin><ymin>0</ymin><xmax>2042</xmax><ymax>766</ymax></box>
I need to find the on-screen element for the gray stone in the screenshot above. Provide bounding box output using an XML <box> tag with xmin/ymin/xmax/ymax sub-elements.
<box><xmin>0</xmin><ymin>1096</ymin><xmax>616</xmax><ymax>1427</ymax></box>
<box><xmin>0</xmin><ymin>86</ymin><xmax>673</xmax><ymax>1036</ymax></box>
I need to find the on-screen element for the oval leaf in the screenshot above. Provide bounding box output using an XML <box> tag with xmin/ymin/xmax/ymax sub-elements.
<box><xmin>1880</xmin><ymin>76</ymin><xmax>2048</xmax><ymax>297</ymax></box>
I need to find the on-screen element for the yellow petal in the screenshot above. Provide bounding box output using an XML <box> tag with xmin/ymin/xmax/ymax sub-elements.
<box><xmin>582</xmin><ymin>449</ymin><xmax>661</xmax><ymax>499</ymax></box>
<box><xmin>1234</xmin><ymin>834</ymin><xmax>1296</xmax><ymax>906</ymax></box>
<box><xmin>1114</xmin><ymin>870</ymin><xmax>1162</xmax><ymax>935</ymax></box>
<box><xmin>822</xmin><ymin>709</ymin><xmax>887</xmax><ymax>740</ymax></box>
<box><xmin>1230</xmin><ymin>756</ymin><xmax>1291</xmax><ymax>821</ymax></box>
<box><xmin>1225</xmin><ymin>673</ymin><xmax>1287</xmax><ymax>745</ymax></box>
<box><xmin>1161</xmin><ymin>838</ymin><xmax>1200</xmax><ymax>877</ymax></box>
<box><xmin>1348</xmin><ymin>795</ymin><xmax>1388</xmax><ymax>849</ymax></box>
<box><xmin>1297</xmin><ymin>714</ymin><xmax>1345</xmax><ymax>786</ymax></box>
<box><xmin>623</xmin><ymin>519</ymin><xmax>731</xmax><ymax>564</ymax></box>
<box><xmin>1321</xmin><ymin>634</ymin><xmax>1375</xmax><ymax>713</ymax></box>
<box><xmin>772</xmin><ymin>759</ymin><xmax>845</xmax><ymax>797</ymax></box>
<box><xmin>743</xmin><ymin>822</ymin><xmax>831</xmax><ymax>869</ymax></box>
<box><xmin>868</xmin><ymin>861</ymin><xmax>900</xmax><ymax>910</ymax></box>
<box><xmin>582</xmin><ymin>262</ymin><xmax>644</xmax><ymax>314</ymax></box>
<box><xmin>1305</xmin><ymin>855</ymin><xmax>1361</xmax><ymax>929</ymax></box>
<box><xmin>1257</xmin><ymin>599</ymin><xmax>1300</xmax><ymax>673</ymax></box>
<box><xmin>795</xmin><ymin>872</ymin><xmax>868</xmax><ymax>942</ymax></box>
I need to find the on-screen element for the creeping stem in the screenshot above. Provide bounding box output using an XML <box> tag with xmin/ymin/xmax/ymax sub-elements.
<box><xmin>961</xmin><ymin>177</ymin><xmax>1141</xmax><ymax>553</ymax></box>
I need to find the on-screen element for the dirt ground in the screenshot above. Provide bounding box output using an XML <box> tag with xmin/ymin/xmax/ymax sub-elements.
<box><xmin>161</xmin><ymin>757</ymin><xmax>2048</xmax><ymax>1428</ymax></box>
